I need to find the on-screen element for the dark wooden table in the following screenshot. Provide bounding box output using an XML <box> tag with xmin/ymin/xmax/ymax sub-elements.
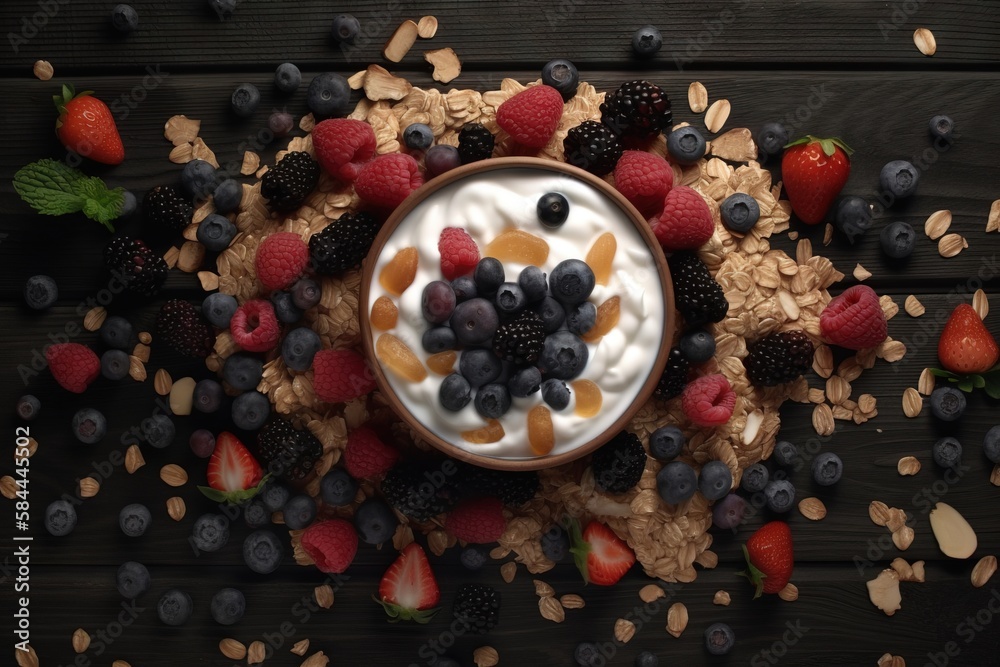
<box><xmin>3</xmin><ymin>2</ymin><xmax>1000</xmax><ymax>665</ymax></box>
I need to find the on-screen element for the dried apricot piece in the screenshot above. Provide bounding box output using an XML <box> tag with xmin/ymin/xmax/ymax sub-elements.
<box><xmin>375</xmin><ymin>333</ymin><xmax>427</xmax><ymax>382</ymax></box>
<box><xmin>527</xmin><ymin>405</ymin><xmax>555</xmax><ymax>455</ymax></box>
<box><xmin>585</xmin><ymin>232</ymin><xmax>617</xmax><ymax>286</ymax></box>
<box><xmin>570</xmin><ymin>379</ymin><xmax>602</xmax><ymax>417</ymax></box>
<box><xmin>426</xmin><ymin>350</ymin><xmax>457</xmax><ymax>375</ymax></box>
<box><xmin>483</xmin><ymin>229</ymin><xmax>549</xmax><ymax>266</ymax></box>
<box><xmin>461</xmin><ymin>419</ymin><xmax>505</xmax><ymax>444</ymax></box>
<box><xmin>370</xmin><ymin>296</ymin><xmax>398</xmax><ymax>330</ymax></box>
<box><xmin>581</xmin><ymin>296</ymin><xmax>621</xmax><ymax>342</ymax></box>
<box><xmin>379</xmin><ymin>247</ymin><xmax>418</xmax><ymax>296</ymax></box>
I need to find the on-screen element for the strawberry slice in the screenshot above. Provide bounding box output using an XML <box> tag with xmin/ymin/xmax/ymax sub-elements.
<box><xmin>198</xmin><ymin>432</ymin><xmax>267</xmax><ymax>504</ymax></box>
<box><xmin>374</xmin><ymin>543</ymin><xmax>440</xmax><ymax>623</ymax></box>
<box><xmin>569</xmin><ymin>520</ymin><xmax>636</xmax><ymax>586</ymax></box>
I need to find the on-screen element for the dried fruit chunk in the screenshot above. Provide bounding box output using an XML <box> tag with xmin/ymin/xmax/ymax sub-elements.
<box><xmin>570</xmin><ymin>379</ymin><xmax>602</xmax><ymax>417</ymax></box>
<box><xmin>379</xmin><ymin>247</ymin><xmax>419</xmax><ymax>296</ymax></box>
<box><xmin>370</xmin><ymin>296</ymin><xmax>398</xmax><ymax>330</ymax></box>
<box><xmin>426</xmin><ymin>351</ymin><xmax>457</xmax><ymax>375</ymax></box>
<box><xmin>527</xmin><ymin>405</ymin><xmax>555</xmax><ymax>455</ymax></box>
<box><xmin>461</xmin><ymin>419</ymin><xmax>505</xmax><ymax>444</ymax></box>
<box><xmin>585</xmin><ymin>233</ymin><xmax>617</xmax><ymax>286</ymax></box>
<box><xmin>375</xmin><ymin>333</ymin><xmax>427</xmax><ymax>382</ymax></box>
<box><xmin>581</xmin><ymin>296</ymin><xmax>621</xmax><ymax>342</ymax></box>
<box><xmin>483</xmin><ymin>229</ymin><xmax>549</xmax><ymax>266</ymax></box>
<box><xmin>929</xmin><ymin>502</ymin><xmax>978</xmax><ymax>559</ymax></box>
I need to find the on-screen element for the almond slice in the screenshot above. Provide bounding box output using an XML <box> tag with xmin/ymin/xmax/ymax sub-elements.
<box><xmin>666</xmin><ymin>602</ymin><xmax>688</xmax><ymax>638</ymax></box>
<box><xmin>929</xmin><ymin>502</ymin><xmax>977</xmax><ymax>558</ymax></box>
<box><xmin>704</xmin><ymin>99</ymin><xmax>731</xmax><ymax>133</ymax></box>
<box><xmin>688</xmin><ymin>81</ymin><xmax>708</xmax><ymax>113</ymax></box>
<box><xmin>904</xmin><ymin>295</ymin><xmax>925</xmax><ymax>317</ymax></box>
<box><xmin>973</xmin><ymin>289</ymin><xmax>989</xmax><ymax>319</ymax></box>
<box><xmin>416</xmin><ymin>16</ymin><xmax>438</xmax><ymax>38</ymax></box>
<box><xmin>924</xmin><ymin>209</ymin><xmax>952</xmax><ymax>239</ymax></box>
<box><xmin>913</xmin><ymin>27</ymin><xmax>937</xmax><ymax>56</ymax></box>
<box><xmin>33</xmin><ymin>60</ymin><xmax>54</xmax><ymax>81</ymax></box>
<box><xmin>971</xmin><ymin>555</ymin><xmax>997</xmax><ymax>588</ymax></box>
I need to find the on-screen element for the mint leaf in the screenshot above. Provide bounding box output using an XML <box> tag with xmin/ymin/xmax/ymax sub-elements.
<box><xmin>76</xmin><ymin>177</ymin><xmax>124</xmax><ymax>231</ymax></box>
<box><xmin>13</xmin><ymin>159</ymin><xmax>86</xmax><ymax>216</ymax></box>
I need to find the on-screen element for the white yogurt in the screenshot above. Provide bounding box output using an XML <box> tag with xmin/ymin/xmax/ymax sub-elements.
<box><xmin>368</xmin><ymin>167</ymin><xmax>666</xmax><ymax>460</ymax></box>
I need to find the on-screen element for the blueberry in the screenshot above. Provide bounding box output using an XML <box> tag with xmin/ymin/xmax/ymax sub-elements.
<box><xmin>24</xmin><ymin>275</ymin><xmax>58</xmax><ymax>310</ymax></box>
<box><xmin>274</xmin><ymin>62</ymin><xmax>301</xmax><ymax>93</ymax></box>
<box><xmin>15</xmin><ymin>395</ymin><xmax>41</xmax><ymax>421</ymax></box>
<box><xmin>984</xmin><ymin>426</ymin><xmax>1000</xmax><ymax>463</ymax></box>
<box><xmin>632</xmin><ymin>25</ymin><xmax>663</xmax><ymax>56</ymax></box>
<box><xmin>508</xmin><ymin>366</ymin><xmax>542</xmax><ymax>398</ymax></box>
<box><xmin>244</xmin><ymin>501</ymin><xmax>269</xmax><ymax>528</ymax></box>
<box><xmin>474</xmin><ymin>383</ymin><xmax>512</xmax><ymax>419</ymax></box>
<box><xmin>566</xmin><ymin>301</ymin><xmax>597</xmax><ymax>335</ymax></box>
<box><xmin>243</xmin><ymin>530</ymin><xmax>284</xmax><ymax>574</ymax></box>
<box><xmin>72</xmin><ymin>408</ymin><xmax>107</xmax><ymax>444</ymax></box>
<box><xmin>119</xmin><ymin>503</ymin><xmax>152</xmax><ymax>537</ymax></box>
<box><xmin>321</xmin><ymin>469</ymin><xmax>358</xmax><ymax>505</ymax></box>
<box><xmin>933</xmin><ymin>436</ymin><xmax>962</xmax><ymax>469</ymax></box>
<box><xmin>473</xmin><ymin>258</ymin><xmax>506</xmax><ymax>295</ymax></box>
<box><xmin>354</xmin><ymin>498</ymin><xmax>397</xmax><ymax>544</ymax></box>
<box><xmin>45</xmin><ymin>500</ymin><xmax>77</xmax><ymax>536</ymax></box>
<box><xmin>440</xmin><ymin>373</ymin><xmax>473</xmax><ymax>411</ymax></box>
<box><xmin>425</xmin><ymin>144</ymin><xmax>462</xmax><ymax>176</ymax></box>
<box><xmin>208</xmin><ymin>0</ymin><xmax>236</xmax><ymax>19</ymax></box>
<box><xmin>231</xmin><ymin>83</ymin><xmax>260</xmax><ymax>118</ymax></box>
<box><xmin>667</xmin><ymin>126</ymin><xmax>707</xmax><ymax>165</ymax></box>
<box><xmin>534</xmin><ymin>296</ymin><xmax>566</xmax><ymax>333</ymax></box>
<box><xmin>537</xmin><ymin>192</ymin><xmax>570</xmax><ymax>228</ymax></box>
<box><xmin>460</xmin><ymin>545</ymin><xmax>488</xmax><ymax>571</ymax></box>
<box><xmin>575</xmin><ymin>642</ymin><xmax>602</xmax><ymax>667</ymax></box>
<box><xmin>100</xmin><ymin>315</ymin><xmax>133</xmax><ymax>349</ymax></box>
<box><xmin>679</xmin><ymin>330</ymin><xmax>716</xmax><ymax>363</ymax></box>
<box><xmin>211</xmin><ymin>588</ymin><xmax>246</xmax><ymax>625</ymax></box>
<box><xmin>210</xmin><ymin>180</ymin><xmax>241</xmax><ymax>216</ymax></box>
<box><xmin>197</xmin><ymin>213</ymin><xmax>237</xmax><ymax>251</ymax></box>
<box><xmin>649</xmin><ymin>425</ymin><xmax>685</xmax><ymax>461</ymax></box>
<box><xmin>422</xmin><ymin>326</ymin><xmax>458</xmax><ymax>353</ymax></box>
<box><xmin>181</xmin><ymin>159</ymin><xmax>219</xmax><ymax>200</ymax></box>
<box><xmin>223</xmin><ymin>354</ymin><xmax>264</xmax><ymax>390</ymax></box>
<box><xmin>764</xmin><ymin>479</ymin><xmax>795</xmax><ymax>513</ymax></box>
<box><xmin>260</xmin><ymin>481</ymin><xmax>291</xmax><ymax>512</ymax></box>
<box><xmin>331</xmin><ymin>13</ymin><xmax>361</xmax><ymax>43</ymax></box>
<box><xmin>541</xmin><ymin>58</ymin><xmax>579</xmax><ymax>101</ymax></box>
<box><xmin>307</xmin><ymin>72</ymin><xmax>350</xmax><ymax>118</ymax></box>
<box><xmin>772</xmin><ymin>440</ymin><xmax>798</xmax><ymax>467</ymax></box>
<box><xmin>930</xmin><ymin>387</ymin><xmax>966</xmax><ymax>422</ymax></box>
<box><xmin>540</xmin><ymin>524</ymin><xmax>570</xmax><ymax>561</ymax></box>
<box><xmin>282</xmin><ymin>327</ymin><xmax>321</xmax><ymax>371</ymax></box>
<box><xmin>929</xmin><ymin>114</ymin><xmax>955</xmax><ymax>142</ymax></box>
<box><xmin>880</xmin><ymin>221</ymin><xmax>916</xmax><ymax>259</ymax></box>
<box><xmin>158</xmin><ymin>589</ymin><xmax>193</xmax><ymax>626</ymax></box>
<box><xmin>111</xmin><ymin>4</ymin><xmax>139</xmax><ymax>32</ymax></box>
<box><xmin>539</xmin><ymin>331</ymin><xmax>589</xmax><ymax>379</ymax></box>
<box><xmin>269</xmin><ymin>111</ymin><xmax>295</xmax><ymax>138</ymax></box>
<box><xmin>189</xmin><ymin>429</ymin><xmax>216</xmax><ymax>458</ymax></box>
<box><xmin>192</xmin><ymin>514</ymin><xmax>230</xmax><ymax>552</ymax></box>
<box><xmin>880</xmin><ymin>160</ymin><xmax>920</xmax><ymax>199</ymax></box>
<box><xmin>142</xmin><ymin>414</ymin><xmax>177</xmax><ymax>449</ymax></box>
<box><xmin>812</xmin><ymin>452</ymin><xmax>843</xmax><ymax>486</ymax></box>
<box><xmin>493</xmin><ymin>282</ymin><xmax>527</xmax><ymax>316</ymax></box>
<box><xmin>101</xmin><ymin>349</ymin><xmax>130</xmax><ymax>381</ymax></box>
<box><xmin>271</xmin><ymin>291</ymin><xmax>304</xmax><ymax>323</ymax></box>
<box><xmin>541</xmin><ymin>378</ymin><xmax>571</xmax><ymax>410</ymax></box>
<box><xmin>118</xmin><ymin>190</ymin><xmax>138</xmax><ymax>218</ymax></box>
<box><xmin>835</xmin><ymin>196</ymin><xmax>873</xmax><ymax>243</ymax></box>
<box><xmin>450</xmin><ymin>298</ymin><xmax>500</xmax><ymax>346</ymax></box>
<box><xmin>720</xmin><ymin>193</ymin><xmax>761</xmax><ymax>233</ymax></box>
<box><xmin>203</xmin><ymin>292</ymin><xmax>238</xmax><ymax>328</ymax></box>
<box><xmin>518</xmin><ymin>266</ymin><xmax>548</xmax><ymax>303</ymax></box>
<box><xmin>460</xmin><ymin>348</ymin><xmax>503</xmax><ymax>388</ymax></box>
<box><xmin>283</xmin><ymin>494</ymin><xmax>318</xmax><ymax>530</ymax></box>
<box><xmin>704</xmin><ymin>622</ymin><xmax>735</xmax><ymax>655</ymax></box>
<box><xmin>634</xmin><ymin>651</ymin><xmax>659</xmax><ymax>667</ymax></box>
<box><xmin>451</xmin><ymin>275</ymin><xmax>478</xmax><ymax>302</ymax></box>
<box><xmin>192</xmin><ymin>379</ymin><xmax>224</xmax><ymax>414</ymax></box>
<box><xmin>423</xmin><ymin>280</ymin><xmax>457</xmax><ymax>324</ymax></box>
<box><xmin>657</xmin><ymin>461</ymin><xmax>698</xmax><ymax>505</ymax></box>
<box><xmin>232</xmin><ymin>391</ymin><xmax>270</xmax><ymax>430</ymax></box>
<box><xmin>288</xmin><ymin>279</ymin><xmax>319</xmax><ymax>313</ymax></box>
<box><xmin>740</xmin><ymin>463</ymin><xmax>769</xmax><ymax>493</ymax></box>
<box><xmin>712</xmin><ymin>493</ymin><xmax>746</xmax><ymax>530</ymax></box>
<box><xmin>756</xmin><ymin>122</ymin><xmax>788</xmax><ymax>158</ymax></box>
<box><xmin>698</xmin><ymin>461</ymin><xmax>733</xmax><ymax>500</ymax></box>
<box><xmin>403</xmin><ymin>123</ymin><xmax>434</xmax><ymax>151</ymax></box>
<box><xmin>549</xmin><ymin>259</ymin><xmax>595</xmax><ymax>305</ymax></box>
<box><xmin>116</xmin><ymin>561</ymin><xmax>150</xmax><ymax>599</ymax></box>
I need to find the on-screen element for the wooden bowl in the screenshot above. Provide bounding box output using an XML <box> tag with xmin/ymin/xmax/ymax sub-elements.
<box><xmin>360</xmin><ymin>156</ymin><xmax>675</xmax><ymax>470</ymax></box>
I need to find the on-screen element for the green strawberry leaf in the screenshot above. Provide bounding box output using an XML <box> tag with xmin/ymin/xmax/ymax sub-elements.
<box><xmin>566</xmin><ymin>518</ymin><xmax>591</xmax><ymax>585</ymax></box>
<box><xmin>957</xmin><ymin>378</ymin><xmax>974</xmax><ymax>393</ymax></box>
<box><xmin>972</xmin><ymin>374</ymin><xmax>987</xmax><ymax>389</ymax></box>
<box><xmin>928</xmin><ymin>368</ymin><xmax>956</xmax><ymax>379</ymax></box>
<box><xmin>13</xmin><ymin>159</ymin><xmax>122</xmax><ymax>232</ymax></box>
<box><xmin>372</xmin><ymin>595</ymin><xmax>440</xmax><ymax>624</ymax></box>
<box><xmin>196</xmin><ymin>474</ymin><xmax>270</xmax><ymax>505</ymax></box>
<box><xmin>783</xmin><ymin>135</ymin><xmax>854</xmax><ymax>157</ymax></box>
<box><xmin>737</xmin><ymin>544</ymin><xmax>768</xmax><ymax>599</ymax></box>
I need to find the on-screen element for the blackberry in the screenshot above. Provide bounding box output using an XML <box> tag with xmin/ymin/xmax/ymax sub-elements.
<box><xmin>493</xmin><ymin>311</ymin><xmax>545</xmax><ymax>366</ymax></box>
<box><xmin>104</xmin><ymin>236</ymin><xmax>168</xmax><ymax>297</ymax></box>
<box><xmin>654</xmin><ymin>347</ymin><xmax>690</xmax><ymax>400</ymax></box>
<box><xmin>591</xmin><ymin>431</ymin><xmax>646</xmax><ymax>493</ymax></box>
<box><xmin>261</xmin><ymin>151</ymin><xmax>321</xmax><ymax>211</ymax></box>
<box><xmin>600</xmin><ymin>80</ymin><xmax>673</xmax><ymax>139</ymax></box>
<box><xmin>453</xmin><ymin>583</ymin><xmax>501</xmax><ymax>633</ymax></box>
<box><xmin>156</xmin><ymin>299</ymin><xmax>214</xmax><ymax>358</ymax></box>
<box><xmin>256</xmin><ymin>418</ymin><xmax>324</xmax><ymax>482</ymax></box>
<box><xmin>667</xmin><ymin>252</ymin><xmax>729</xmax><ymax>327</ymax></box>
<box><xmin>454</xmin><ymin>463</ymin><xmax>539</xmax><ymax>507</ymax></box>
<box><xmin>382</xmin><ymin>460</ymin><xmax>459</xmax><ymax>521</ymax></box>
<box><xmin>457</xmin><ymin>123</ymin><xmax>495</xmax><ymax>164</ymax></box>
<box><xmin>745</xmin><ymin>330</ymin><xmax>815</xmax><ymax>386</ymax></box>
<box><xmin>563</xmin><ymin>120</ymin><xmax>623</xmax><ymax>176</ymax></box>
<box><xmin>143</xmin><ymin>185</ymin><xmax>193</xmax><ymax>232</ymax></box>
<box><xmin>309</xmin><ymin>211</ymin><xmax>380</xmax><ymax>274</ymax></box>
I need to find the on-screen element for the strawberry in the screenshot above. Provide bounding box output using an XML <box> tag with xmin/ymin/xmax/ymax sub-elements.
<box><xmin>781</xmin><ymin>136</ymin><xmax>852</xmax><ymax>225</ymax></box>
<box><xmin>301</xmin><ymin>519</ymin><xmax>359</xmax><ymax>574</ymax></box>
<box><xmin>198</xmin><ymin>432</ymin><xmax>267</xmax><ymax>503</ymax></box>
<box><xmin>445</xmin><ymin>497</ymin><xmax>506</xmax><ymax>544</ymax></box>
<box><xmin>739</xmin><ymin>520</ymin><xmax>794</xmax><ymax>598</ymax></box>
<box><xmin>569</xmin><ymin>520</ymin><xmax>635</xmax><ymax>586</ymax></box>
<box><xmin>938</xmin><ymin>304</ymin><xmax>1000</xmax><ymax>375</ymax></box>
<box><xmin>54</xmin><ymin>85</ymin><xmax>124</xmax><ymax>165</ymax></box>
<box><xmin>374</xmin><ymin>543</ymin><xmax>441</xmax><ymax>623</ymax></box>
<box><xmin>343</xmin><ymin>426</ymin><xmax>400</xmax><ymax>479</ymax></box>
<box><xmin>495</xmin><ymin>84</ymin><xmax>564</xmax><ymax>148</ymax></box>
<box><xmin>45</xmin><ymin>343</ymin><xmax>100</xmax><ymax>393</ymax></box>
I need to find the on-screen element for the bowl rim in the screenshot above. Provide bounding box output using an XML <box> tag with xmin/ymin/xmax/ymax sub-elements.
<box><xmin>359</xmin><ymin>156</ymin><xmax>675</xmax><ymax>471</ymax></box>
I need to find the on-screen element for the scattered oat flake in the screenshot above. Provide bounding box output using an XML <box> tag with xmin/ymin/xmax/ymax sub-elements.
<box><xmin>972</xmin><ymin>555</ymin><xmax>997</xmax><ymax>588</ymax></box>
<box><xmin>364</xmin><ymin>64</ymin><xmax>414</xmax><ymax>101</ymax></box>
<box><xmin>938</xmin><ymin>233</ymin><xmax>967</xmax><ymax>257</ymax></box>
<box><xmin>867</xmin><ymin>569</ymin><xmax>902</xmax><ymax>616</ymax></box>
<box><xmin>823</xmin><ymin>223</ymin><xmax>834</xmax><ymax>246</ymax></box>
<box><xmin>897</xmin><ymin>456</ymin><xmax>921</xmax><ymax>476</ymax></box>
<box><xmin>666</xmin><ymin>602</ymin><xmax>688</xmax><ymax>638</ymax></box>
<box><xmin>688</xmin><ymin>81</ymin><xmax>708</xmax><ymax>113</ymax></box>
<box><xmin>191</xmin><ymin>137</ymin><xmax>219</xmax><ymax>167</ymax></box>
<box><xmin>914</xmin><ymin>27</ymin><xmax>937</xmax><ymax>55</ymax></box>
<box><xmin>853</xmin><ymin>263</ymin><xmax>872</xmax><ymax>281</ymax></box>
<box><xmin>902</xmin><ymin>387</ymin><xmax>923</xmax><ymax>418</ymax></box>
<box><xmin>164</xmin><ymin>115</ymin><xmax>201</xmax><ymax>146</ymax></box>
<box><xmin>291</xmin><ymin>639</ymin><xmax>310</xmax><ymax>656</ymax></box>
<box><xmin>918</xmin><ymin>368</ymin><xmax>936</xmax><ymax>395</ymax></box>
<box><xmin>973</xmin><ymin>289</ymin><xmax>989</xmax><ymax>319</ymax></box>
<box><xmin>713</xmin><ymin>590</ymin><xmax>731</xmax><ymax>606</ymax></box>
<box><xmin>241</xmin><ymin>151</ymin><xmax>260</xmax><ymax>175</ymax></box>
<box><xmin>904</xmin><ymin>295</ymin><xmax>925</xmax><ymax>317</ymax></box>
<box><xmin>424</xmin><ymin>48</ymin><xmax>462</xmax><ymax>84</ymax></box>
<box><xmin>704</xmin><ymin>99</ymin><xmax>731</xmax><ymax>133</ymax></box>
<box><xmin>33</xmin><ymin>60</ymin><xmax>54</xmax><ymax>80</ymax></box>
<box><xmin>988</xmin><ymin>200</ymin><xmax>1000</xmax><ymax>232</ymax></box>
<box><xmin>778</xmin><ymin>582</ymin><xmax>799</xmax><ymax>601</ymax></box>
<box><xmin>798</xmin><ymin>497</ymin><xmax>827</xmax><ymax>521</ymax></box>
<box><xmin>708</xmin><ymin>128</ymin><xmax>756</xmax><ymax>162</ymax></box>
<box><xmin>924</xmin><ymin>209</ymin><xmax>952</xmax><ymax>239</ymax></box>
<box><xmin>639</xmin><ymin>584</ymin><xmax>665</xmax><ymax>602</ymax></box>
<box><xmin>169</xmin><ymin>143</ymin><xmax>194</xmax><ymax>164</ymax></box>
<box><xmin>417</xmin><ymin>16</ymin><xmax>439</xmax><ymax>39</ymax></box>
<box><xmin>992</xmin><ymin>464</ymin><xmax>1000</xmax><ymax>486</ymax></box>
<box><xmin>500</xmin><ymin>561</ymin><xmax>516</xmax><ymax>583</ymax></box>
<box><xmin>878</xmin><ymin>654</ymin><xmax>906</xmax><ymax>667</ymax></box>
<box><xmin>383</xmin><ymin>20</ymin><xmax>419</xmax><ymax>62</ymax></box>
<box><xmin>473</xmin><ymin>646</ymin><xmax>499</xmax><ymax>667</ymax></box>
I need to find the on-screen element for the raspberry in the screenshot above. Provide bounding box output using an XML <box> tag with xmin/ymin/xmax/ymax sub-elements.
<box><xmin>445</xmin><ymin>497</ymin><xmax>506</xmax><ymax>544</ymax></box>
<box><xmin>312</xmin><ymin>118</ymin><xmax>377</xmax><ymax>181</ymax></box>
<box><xmin>261</xmin><ymin>151</ymin><xmax>321</xmax><ymax>211</ymax></box>
<box><xmin>354</xmin><ymin>154</ymin><xmax>424</xmax><ymax>210</ymax></box>
<box><xmin>495</xmin><ymin>84</ymin><xmax>564</xmax><ymax>148</ymax></box>
<box><xmin>230</xmin><ymin>300</ymin><xmax>281</xmax><ymax>352</ymax></box>
<box><xmin>438</xmin><ymin>227</ymin><xmax>480</xmax><ymax>280</ymax></box>
<box><xmin>681</xmin><ymin>374</ymin><xmax>736</xmax><ymax>427</ymax></box>
<box><xmin>156</xmin><ymin>299</ymin><xmax>214</xmax><ymax>358</ymax></box>
<box><xmin>301</xmin><ymin>519</ymin><xmax>358</xmax><ymax>574</ymax></box>
<box><xmin>255</xmin><ymin>232</ymin><xmax>310</xmax><ymax>291</ymax></box>
<box><xmin>820</xmin><ymin>284</ymin><xmax>888</xmax><ymax>350</ymax></box>
<box><xmin>648</xmin><ymin>185</ymin><xmax>714</xmax><ymax>251</ymax></box>
<box><xmin>312</xmin><ymin>348</ymin><xmax>376</xmax><ymax>404</ymax></box>
<box><xmin>45</xmin><ymin>343</ymin><xmax>100</xmax><ymax>393</ymax></box>
<box><xmin>343</xmin><ymin>426</ymin><xmax>400</xmax><ymax>479</ymax></box>
<box><xmin>613</xmin><ymin>150</ymin><xmax>674</xmax><ymax>216</ymax></box>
